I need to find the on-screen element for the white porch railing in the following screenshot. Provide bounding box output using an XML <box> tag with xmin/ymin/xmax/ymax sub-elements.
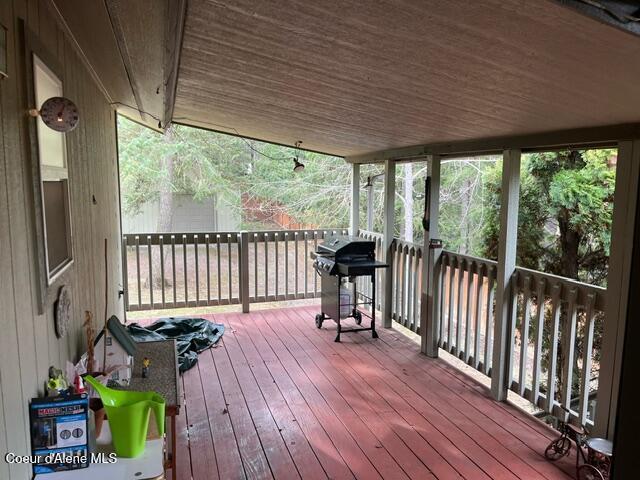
<box><xmin>390</xmin><ymin>238</ymin><xmax>423</xmax><ymax>333</ymax></box>
<box><xmin>509</xmin><ymin>267</ymin><xmax>606</xmax><ymax>427</ymax></box>
<box><xmin>122</xmin><ymin>228</ymin><xmax>606</xmax><ymax>428</ymax></box>
<box><xmin>439</xmin><ymin>251</ymin><xmax>498</xmax><ymax>375</ymax></box>
<box><xmin>122</xmin><ymin>228</ymin><xmax>348</xmax><ymax>311</ymax></box>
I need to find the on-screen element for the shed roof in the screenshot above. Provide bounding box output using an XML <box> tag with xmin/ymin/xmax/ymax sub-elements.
<box><xmin>52</xmin><ymin>0</ymin><xmax>640</xmax><ymax>157</ymax></box>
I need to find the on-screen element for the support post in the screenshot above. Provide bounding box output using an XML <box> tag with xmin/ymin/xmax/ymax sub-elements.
<box><xmin>491</xmin><ymin>149</ymin><xmax>521</xmax><ymax>401</ymax></box>
<box><xmin>382</xmin><ymin>159</ymin><xmax>396</xmax><ymax>328</ymax></box>
<box><xmin>611</xmin><ymin>140</ymin><xmax>640</xmax><ymax>478</ymax></box>
<box><xmin>350</xmin><ymin>163</ymin><xmax>360</xmax><ymax>236</ymax></box>
<box><xmin>239</xmin><ymin>231</ymin><xmax>250</xmax><ymax>313</ymax></box>
<box><xmin>422</xmin><ymin>156</ymin><xmax>441</xmax><ymax>356</ymax></box>
<box><xmin>595</xmin><ymin>140</ymin><xmax>640</xmax><ymax>439</ymax></box>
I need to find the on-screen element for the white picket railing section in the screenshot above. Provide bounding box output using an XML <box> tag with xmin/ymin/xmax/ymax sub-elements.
<box><xmin>390</xmin><ymin>239</ymin><xmax>423</xmax><ymax>333</ymax></box>
<box><xmin>438</xmin><ymin>251</ymin><xmax>498</xmax><ymax>374</ymax></box>
<box><xmin>122</xmin><ymin>229</ymin><xmax>348</xmax><ymax>311</ymax></box>
<box><xmin>123</xmin><ymin>228</ymin><xmax>607</xmax><ymax>428</ymax></box>
<box><xmin>509</xmin><ymin>267</ymin><xmax>606</xmax><ymax>426</ymax></box>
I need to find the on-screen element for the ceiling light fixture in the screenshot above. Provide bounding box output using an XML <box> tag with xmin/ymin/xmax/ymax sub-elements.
<box><xmin>362</xmin><ymin>173</ymin><xmax>384</xmax><ymax>189</ymax></box>
<box><xmin>292</xmin><ymin>140</ymin><xmax>305</xmax><ymax>172</ymax></box>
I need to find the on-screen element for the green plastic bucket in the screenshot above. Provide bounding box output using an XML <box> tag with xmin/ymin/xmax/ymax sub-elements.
<box><xmin>84</xmin><ymin>375</ymin><xmax>165</xmax><ymax>458</ymax></box>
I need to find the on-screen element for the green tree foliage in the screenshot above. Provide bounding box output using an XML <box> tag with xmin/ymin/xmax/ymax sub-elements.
<box><xmin>480</xmin><ymin>149</ymin><xmax>616</xmax><ymax>286</ymax></box>
<box><xmin>117</xmin><ymin>116</ymin><xmax>352</xmax><ymax>228</ymax></box>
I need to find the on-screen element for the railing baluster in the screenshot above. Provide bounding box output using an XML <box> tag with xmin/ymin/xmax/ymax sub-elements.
<box><xmin>464</xmin><ymin>261</ymin><xmax>474</xmax><ymax>363</ymax></box>
<box><xmin>206</xmin><ymin>234</ymin><xmax>211</xmax><ymax>304</ymax></box>
<box><xmin>455</xmin><ymin>259</ymin><xmax>465</xmax><ymax>357</ymax></box>
<box><xmin>227</xmin><ymin>233</ymin><xmax>232</xmax><ymax>302</ymax></box>
<box><xmin>135</xmin><ymin>235</ymin><xmax>141</xmax><ymax>308</ymax></box>
<box><xmin>395</xmin><ymin>243</ymin><xmax>401</xmax><ymax>323</ymax></box>
<box><xmin>216</xmin><ymin>234</ymin><xmax>222</xmax><ymax>302</ymax></box>
<box><xmin>532</xmin><ymin>278</ymin><xmax>546</xmax><ymax>406</ymax></box>
<box><xmin>579</xmin><ymin>293</ymin><xmax>596</xmax><ymax>426</ymax></box>
<box><xmin>313</xmin><ymin>232</ymin><xmax>318</xmax><ymax>295</ymax></box>
<box><xmin>507</xmin><ymin>270</ymin><xmax>520</xmax><ymax>391</ymax></box>
<box><xmin>304</xmin><ymin>231</ymin><xmax>309</xmax><ymax>297</ymax></box>
<box><xmin>182</xmin><ymin>234</ymin><xmax>188</xmax><ymax>306</ymax></box>
<box><xmin>122</xmin><ymin>236</ymin><xmax>130</xmax><ymax>311</ymax></box>
<box><xmin>484</xmin><ymin>267</ymin><xmax>495</xmax><ymax>375</ymax></box>
<box><xmin>171</xmin><ymin>235</ymin><xmax>176</xmax><ymax>305</ymax></box>
<box><xmin>294</xmin><ymin>232</ymin><xmax>299</xmax><ymax>298</ymax></box>
<box><xmin>274</xmin><ymin>233</ymin><xmax>279</xmax><ymax>299</ymax></box>
<box><xmin>518</xmin><ymin>275</ymin><xmax>532</xmax><ymax>396</ymax></box>
<box><xmin>284</xmin><ymin>232</ymin><xmax>289</xmax><ymax>298</ymax></box>
<box><xmin>438</xmin><ymin>254</ymin><xmax>448</xmax><ymax>347</ymax></box>
<box><xmin>561</xmin><ymin>287</ymin><xmax>578</xmax><ymax>421</ymax></box>
<box><xmin>377</xmin><ymin>237</ymin><xmax>383</xmax><ymax>310</ymax></box>
<box><xmin>194</xmin><ymin>234</ymin><xmax>200</xmax><ymax>305</ymax></box>
<box><xmin>412</xmin><ymin>250</ymin><xmax>421</xmax><ymax>333</ymax></box>
<box><xmin>401</xmin><ymin>245</ymin><xmax>408</xmax><ymax>325</ymax></box>
<box><xmin>546</xmin><ymin>283</ymin><xmax>562</xmax><ymax>414</ymax></box>
<box><xmin>253</xmin><ymin>233</ymin><xmax>258</xmax><ymax>300</ymax></box>
<box><xmin>147</xmin><ymin>236</ymin><xmax>154</xmax><ymax>308</ymax></box>
<box><xmin>235</xmin><ymin>233</ymin><xmax>241</xmax><ymax>303</ymax></box>
<box><xmin>160</xmin><ymin>235</ymin><xmax>165</xmax><ymax>308</ymax></box>
<box><xmin>447</xmin><ymin>256</ymin><xmax>456</xmax><ymax>352</ymax></box>
<box><xmin>407</xmin><ymin>247</ymin><xmax>414</xmax><ymax>330</ymax></box>
<box><xmin>264</xmin><ymin>233</ymin><xmax>269</xmax><ymax>300</ymax></box>
<box><xmin>473</xmin><ymin>263</ymin><xmax>484</xmax><ymax>369</ymax></box>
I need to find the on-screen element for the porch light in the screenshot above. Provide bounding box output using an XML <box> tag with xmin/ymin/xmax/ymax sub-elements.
<box><xmin>293</xmin><ymin>157</ymin><xmax>305</xmax><ymax>172</ymax></box>
<box><xmin>363</xmin><ymin>172</ymin><xmax>384</xmax><ymax>189</ymax></box>
<box><xmin>292</xmin><ymin>140</ymin><xmax>304</xmax><ymax>172</ymax></box>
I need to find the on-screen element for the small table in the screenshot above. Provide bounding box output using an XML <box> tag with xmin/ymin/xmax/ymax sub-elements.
<box><xmin>34</xmin><ymin>421</ymin><xmax>164</xmax><ymax>480</ymax></box>
<box><xmin>127</xmin><ymin>339</ymin><xmax>181</xmax><ymax>480</ymax></box>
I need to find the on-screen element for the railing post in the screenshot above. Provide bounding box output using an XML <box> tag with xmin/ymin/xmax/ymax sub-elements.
<box><xmin>491</xmin><ymin>149</ymin><xmax>521</xmax><ymax>401</ymax></box>
<box><xmin>422</xmin><ymin>155</ymin><xmax>441</xmax><ymax>357</ymax></box>
<box><xmin>239</xmin><ymin>231</ymin><xmax>250</xmax><ymax>313</ymax></box>
<box><xmin>382</xmin><ymin>159</ymin><xmax>396</xmax><ymax>328</ymax></box>
<box><xmin>596</xmin><ymin>139</ymin><xmax>640</xmax><ymax>439</ymax></box>
<box><xmin>350</xmin><ymin>163</ymin><xmax>360</xmax><ymax>236</ymax></box>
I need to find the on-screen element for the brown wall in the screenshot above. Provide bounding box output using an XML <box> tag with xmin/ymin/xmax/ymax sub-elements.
<box><xmin>0</xmin><ymin>1</ymin><xmax>123</xmax><ymax>478</ymax></box>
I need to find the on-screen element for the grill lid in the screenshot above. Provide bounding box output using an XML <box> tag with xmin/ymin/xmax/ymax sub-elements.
<box><xmin>316</xmin><ymin>235</ymin><xmax>375</xmax><ymax>257</ymax></box>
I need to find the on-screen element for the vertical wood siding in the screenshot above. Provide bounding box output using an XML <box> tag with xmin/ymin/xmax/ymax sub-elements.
<box><xmin>0</xmin><ymin>2</ymin><xmax>123</xmax><ymax>478</ymax></box>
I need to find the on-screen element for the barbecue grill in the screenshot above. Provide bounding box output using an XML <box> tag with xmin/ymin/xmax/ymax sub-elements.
<box><xmin>311</xmin><ymin>235</ymin><xmax>388</xmax><ymax>342</ymax></box>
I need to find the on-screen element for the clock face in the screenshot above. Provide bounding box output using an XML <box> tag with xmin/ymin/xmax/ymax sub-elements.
<box><xmin>39</xmin><ymin>96</ymin><xmax>79</xmax><ymax>133</ymax></box>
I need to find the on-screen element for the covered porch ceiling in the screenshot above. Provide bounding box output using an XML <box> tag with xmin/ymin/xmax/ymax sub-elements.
<box><xmin>51</xmin><ymin>0</ymin><xmax>640</xmax><ymax>158</ymax></box>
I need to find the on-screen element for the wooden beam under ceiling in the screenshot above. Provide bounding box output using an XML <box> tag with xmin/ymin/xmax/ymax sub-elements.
<box><xmin>345</xmin><ymin>123</ymin><xmax>640</xmax><ymax>163</ymax></box>
<box><xmin>163</xmin><ymin>0</ymin><xmax>187</xmax><ymax>128</ymax></box>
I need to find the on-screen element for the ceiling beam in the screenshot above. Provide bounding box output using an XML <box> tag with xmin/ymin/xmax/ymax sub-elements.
<box><xmin>163</xmin><ymin>0</ymin><xmax>187</xmax><ymax>128</ymax></box>
<box><xmin>345</xmin><ymin>123</ymin><xmax>640</xmax><ymax>163</ymax></box>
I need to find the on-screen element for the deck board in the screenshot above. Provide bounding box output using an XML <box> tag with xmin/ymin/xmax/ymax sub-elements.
<box><xmin>169</xmin><ymin>305</ymin><xmax>574</xmax><ymax>480</ymax></box>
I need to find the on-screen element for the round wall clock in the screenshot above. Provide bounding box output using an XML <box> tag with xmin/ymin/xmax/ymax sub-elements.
<box><xmin>54</xmin><ymin>285</ymin><xmax>72</xmax><ymax>338</ymax></box>
<box><xmin>39</xmin><ymin>96</ymin><xmax>79</xmax><ymax>132</ymax></box>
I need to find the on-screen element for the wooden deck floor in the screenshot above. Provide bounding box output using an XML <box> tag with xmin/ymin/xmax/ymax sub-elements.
<box><xmin>172</xmin><ymin>305</ymin><xmax>575</xmax><ymax>480</ymax></box>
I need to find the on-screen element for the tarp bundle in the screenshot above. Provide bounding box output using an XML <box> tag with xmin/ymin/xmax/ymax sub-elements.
<box><xmin>128</xmin><ymin>317</ymin><xmax>224</xmax><ymax>373</ymax></box>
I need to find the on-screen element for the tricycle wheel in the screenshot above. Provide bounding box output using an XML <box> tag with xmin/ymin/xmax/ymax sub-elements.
<box><xmin>544</xmin><ymin>437</ymin><xmax>571</xmax><ymax>460</ymax></box>
<box><xmin>315</xmin><ymin>314</ymin><xmax>324</xmax><ymax>329</ymax></box>
<box><xmin>577</xmin><ymin>464</ymin><xmax>604</xmax><ymax>480</ymax></box>
<box><xmin>353</xmin><ymin>310</ymin><xmax>362</xmax><ymax>325</ymax></box>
